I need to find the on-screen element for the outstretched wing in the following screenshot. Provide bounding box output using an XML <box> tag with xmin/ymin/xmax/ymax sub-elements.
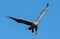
<box><xmin>35</xmin><ymin>3</ymin><xmax>49</xmax><ymax>23</ymax></box>
<box><xmin>7</xmin><ymin>16</ymin><xmax>33</xmax><ymax>25</ymax></box>
<box><xmin>40</xmin><ymin>3</ymin><xmax>49</xmax><ymax>18</ymax></box>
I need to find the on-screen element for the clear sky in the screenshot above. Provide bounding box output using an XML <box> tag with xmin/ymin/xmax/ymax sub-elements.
<box><xmin>0</xmin><ymin>0</ymin><xmax>60</xmax><ymax>39</ymax></box>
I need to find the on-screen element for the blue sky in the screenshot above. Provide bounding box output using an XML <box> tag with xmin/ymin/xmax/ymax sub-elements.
<box><xmin>0</xmin><ymin>0</ymin><xmax>60</xmax><ymax>39</ymax></box>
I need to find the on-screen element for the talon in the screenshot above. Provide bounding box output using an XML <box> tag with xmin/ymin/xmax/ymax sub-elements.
<box><xmin>35</xmin><ymin>32</ymin><xmax>37</xmax><ymax>35</ymax></box>
<box><xmin>32</xmin><ymin>32</ymin><xmax>35</xmax><ymax>35</ymax></box>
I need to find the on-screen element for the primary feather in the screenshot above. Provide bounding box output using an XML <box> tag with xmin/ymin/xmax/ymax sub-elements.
<box><xmin>8</xmin><ymin>16</ymin><xmax>33</xmax><ymax>25</ymax></box>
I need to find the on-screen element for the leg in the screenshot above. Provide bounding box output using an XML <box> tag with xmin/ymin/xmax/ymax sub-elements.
<box><xmin>35</xmin><ymin>26</ymin><xmax>38</xmax><ymax>34</ymax></box>
<box><xmin>32</xmin><ymin>28</ymin><xmax>34</xmax><ymax>33</ymax></box>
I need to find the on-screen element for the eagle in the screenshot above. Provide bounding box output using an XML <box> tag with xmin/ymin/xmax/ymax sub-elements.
<box><xmin>7</xmin><ymin>3</ymin><xmax>49</xmax><ymax>34</ymax></box>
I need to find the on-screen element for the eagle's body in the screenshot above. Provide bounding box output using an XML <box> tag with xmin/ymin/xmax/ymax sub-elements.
<box><xmin>8</xmin><ymin>3</ymin><xmax>49</xmax><ymax>34</ymax></box>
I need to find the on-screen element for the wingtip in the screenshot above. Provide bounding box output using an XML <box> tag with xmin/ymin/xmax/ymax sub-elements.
<box><xmin>47</xmin><ymin>3</ymin><xmax>49</xmax><ymax>7</ymax></box>
<box><xmin>6</xmin><ymin>16</ymin><xmax>11</xmax><ymax>18</ymax></box>
<box><xmin>6</xmin><ymin>16</ymin><xmax>14</xmax><ymax>19</ymax></box>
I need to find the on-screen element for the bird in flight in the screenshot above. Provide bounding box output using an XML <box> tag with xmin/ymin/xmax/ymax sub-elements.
<box><xmin>7</xmin><ymin>3</ymin><xmax>49</xmax><ymax>34</ymax></box>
